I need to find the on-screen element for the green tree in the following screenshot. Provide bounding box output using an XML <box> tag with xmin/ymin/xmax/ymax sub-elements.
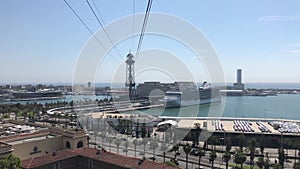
<box><xmin>256</xmin><ymin>156</ymin><xmax>265</xmax><ymax>169</ymax></box>
<box><xmin>234</xmin><ymin>149</ymin><xmax>246</xmax><ymax>169</ymax></box>
<box><xmin>183</xmin><ymin>143</ymin><xmax>192</xmax><ymax>169</ymax></box>
<box><xmin>264</xmin><ymin>153</ymin><xmax>270</xmax><ymax>169</ymax></box>
<box><xmin>196</xmin><ymin>147</ymin><xmax>205</xmax><ymax>169</ymax></box>
<box><xmin>172</xmin><ymin>144</ymin><xmax>180</xmax><ymax>159</ymax></box>
<box><xmin>208</xmin><ymin>136</ymin><xmax>218</xmax><ymax>151</ymax></box>
<box><xmin>248</xmin><ymin>138</ymin><xmax>257</xmax><ymax>169</ymax></box>
<box><xmin>238</xmin><ymin>134</ymin><xmax>246</xmax><ymax>151</ymax></box>
<box><xmin>0</xmin><ymin>154</ymin><xmax>21</xmax><ymax>169</ymax></box>
<box><xmin>273</xmin><ymin>163</ymin><xmax>283</xmax><ymax>169</ymax></box>
<box><xmin>225</xmin><ymin>137</ymin><xmax>232</xmax><ymax>152</ymax></box>
<box><xmin>223</xmin><ymin>150</ymin><xmax>231</xmax><ymax>169</ymax></box>
<box><xmin>294</xmin><ymin>161</ymin><xmax>300</xmax><ymax>169</ymax></box>
<box><xmin>259</xmin><ymin>134</ymin><xmax>265</xmax><ymax>155</ymax></box>
<box><xmin>141</xmin><ymin>121</ymin><xmax>146</xmax><ymax>138</ymax></box>
<box><xmin>278</xmin><ymin>148</ymin><xmax>285</xmax><ymax>168</ymax></box>
<box><xmin>209</xmin><ymin>150</ymin><xmax>217</xmax><ymax>169</ymax></box>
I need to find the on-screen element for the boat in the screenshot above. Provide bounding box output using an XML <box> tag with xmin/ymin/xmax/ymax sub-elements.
<box><xmin>161</xmin><ymin>82</ymin><xmax>221</xmax><ymax>108</ymax></box>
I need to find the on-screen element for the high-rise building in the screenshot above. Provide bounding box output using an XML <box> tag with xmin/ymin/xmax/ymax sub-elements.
<box><xmin>233</xmin><ymin>69</ymin><xmax>244</xmax><ymax>90</ymax></box>
<box><xmin>237</xmin><ymin>69</ymin><xmax>242</xmax><ymax>84</ymax></box>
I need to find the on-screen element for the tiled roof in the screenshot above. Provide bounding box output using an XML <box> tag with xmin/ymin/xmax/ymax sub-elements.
<box><xmin>22</xmin><ymin>147</ymin><xmax>180</xmax><ymax>169</ymax></box>
<box><xmin>22</xmin><ymin>150</ymin><xmax>78</xmax><ymax>169</ymax></box>
<box><xmin>0</xmin><ymin>131</ymin><xmax>50</xmax><ymax>143</ymax></box>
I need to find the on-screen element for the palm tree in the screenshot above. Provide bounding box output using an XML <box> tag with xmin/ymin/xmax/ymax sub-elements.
<box><xmin>160</xmin><ymin>143</ymin><xmax>168</xmax><ymax>162</ymax></box>
<box><xmin>141</xmin><ymin>138</ymin><xmax>148</xmax><ymax>156</ymax></box>
<box><xmin>223</xmin><ymin>150</ymin><xmax>231</xmax><ymax>169</ymax></box>
<box><xmin>107</xmin><ymin>137</ymin><xmax>113</xmax><ymax>151</ymax></box>
<box><xmin>172</xmin><ymin>144</ymin><xmax>180</xmax><ymax>158</ymax></box>
<box><xmin>225</xmin><ymin>137</ymin><xmax>232</xmax><ymax>152</ymax></box>
<box><xmin>257</xmin><ymin>156</ymin><xmax>265</xmax><ymax>169</ymax></box>
<box><xmin>283</xmin><ymin>138</ymin><xmax>292</xmax><ymax>161</ymax></box>
<box><xmin>273</xmin><ymin>163</ymin><xmax>283</xmax><ymax>169</ymax></box>
<box><xmin>149</xmin><ymin>139</ymin><xmax>159</xmax><ymax>161</ymax></box>
<box><xmin>259</xmin><ymin>134</ymin><xmax>265</xmax><ymax>155</ymax></box>
<box><xmin>208</xmin><ymin>136</ymin><xmax>218</xmax><ymax>151</ymax></box>
<box><xmin>248</xmin><ymin>138</ymin><xmax>257</xmax><ymax>169</ymax></box>
<box><xmin>234</xmin><ymin>149</ymin><xmax>246</xmax><ymax>169</ymax></box>
<box><xmin>196</xmin><ymin>147</ymin><xmax>205</xmax><ymax>169</ymax></box>
<box><xmin>115</xmin><ymin>138</ymin><xmax>122</xmax><ymax>153</ymax></box>
<box><xmin>238</xmin><ymin>134</ymin><xmax>246</xmax><ymax>151</ymax></box>
<box><xmin>278</xmin><ymin>148</ymin><xmax>285</xmax><ymax>168</ymax></box>
<box><xmin>209</xmin><ymin>150</ymin><xmax>217</xmax><ymax>169</ymax></box>
<box><xmin>294</xmin><ymin>161</ymin><xmax>300</xmax><ymax>169</ymax></box>
<box><xmin>123</xmin><ymin>141</ymin><xmax>129</xmax><ymax>155</ymax></box>
<box><xmin>133</xmin><ymin>139</ymin><xmax>138</xmax><ymax>157</ymax></box>
<box><xmin>183</xmin><ymin>143</ymin><xmax>192</xmax><ymax>169</ymax></box>
<box><xmin>100</xmin><ymin>132</ymin><xmax>106</xmax><ymax>148</ymax></box>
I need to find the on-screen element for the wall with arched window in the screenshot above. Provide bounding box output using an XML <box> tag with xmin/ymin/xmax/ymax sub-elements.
<box><xmin>66</xmin><ymin>141</ymin><xmax>71</xmax><ymax>149</ymax></box>
<box><xmin>77</xmin><ymin>141</ymin><xmax>83</xmax><ymax>148</ymax></box>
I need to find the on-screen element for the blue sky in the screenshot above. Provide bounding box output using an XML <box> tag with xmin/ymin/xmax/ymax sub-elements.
<box><xmin>1</xmin><ymin>0</ymin><xmax>300</xmax><ymax>84</ymax></box>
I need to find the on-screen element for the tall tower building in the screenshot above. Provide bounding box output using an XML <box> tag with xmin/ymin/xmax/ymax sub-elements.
<box><xmin>125</xmin><ymin>53</ymin><xmax>136</xmax><ymax>99</ymax></box>
<box><xmin>237</xmin><ymin>69</ymin><xmax>242</xmax><ymax>84</ymax></box>
<box><xmin>233</xmin><ymin>69</ymin><xmax>244</xmax><ymax>90</ymax></box>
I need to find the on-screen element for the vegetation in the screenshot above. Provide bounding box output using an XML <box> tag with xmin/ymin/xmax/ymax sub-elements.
<box><xmin>160</xmin><ymin>143</ymin><xmax>168</xmax><ymax>162</ymax></box>
<box><xmin>0</xmin><ymin>154</ymin><xmax>21</xmax><ymax>169</ymax></box>
<box><xmin>114</xmin><ymin>138</ymin><xmax>122</xmax><ymax>153</ymax></box>
<box><xmin>164</xmin><ymin>160</ymin><xmax>177</xmax><ymax>167</ymax></box>
<box><xmin>248</xmin><ymin>138</ymin><xmax>257</xmax><ymax>169</ymax></box>
<box><xmin>278</xmin><ymin>148</ymin><xmax>285</xmax><ymax>168</ymax></box>
<box><xmin>234</xmin><ymin>149</ymin><xmax>247</xmax><ymax>169</ymax></box>
<box><xmin>123</xmin><ymin>141</ymin><xmax>129</xmax><ymax>155</ymax></box>
<box><xmin>132</xmin><ymin>139</ymin><xmax>138</xmax><ymax>157</ymax></box>
<box><xmin>223</xmin><ymin>150</ymin><xmax>231</xmax><ymax>169</ymax></box>
<box><xmin>209</xmin><ymin>150</ymin><xmax>217</xmax><ymax>169</ymax></box>
<box><xmin>256</xmin><ymin>156</ymin><xmax>265</xmax><ymax>169</ymax></box>
<box><xmin>225</xmin><ymin>137</ymin><xmax>232</xmax><ymax>152</ymax></box>
<box><xmin>141</xmin><ymin>138</ymin><xmax>148</xmax><ymax>156</ymax></box>
<box><xmin>294</xmin><ymin>161</ymin><xmax>300</xmax><ymax>169</ymax></box>
<box><xmin>149</xmin><ymin>139</ymin><xmax>159</xmax><ymax>160</ymax></box>
<box><xmin>107</xmin><ymin>137</ymin><xmax>113</xmax><ymax>151</ymax></box>
<box><xmin>196</xmin><ymin>147</ymin><xmax>205</xmax><ymax>168</ymax></box>
<box><xmin>183</xmin><ymin>143</ymin><xmax>192</xmax><ymax>169</ymax></box>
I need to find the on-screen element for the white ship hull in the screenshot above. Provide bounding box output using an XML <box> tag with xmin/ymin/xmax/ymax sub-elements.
<box><xmin>162</xmin><ymin>97</ymin><xmax>221</xmax><ymax>108</ymax></box>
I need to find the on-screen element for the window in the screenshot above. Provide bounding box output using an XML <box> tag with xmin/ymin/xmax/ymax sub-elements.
<box><xmin>66</xmin><ymin>141</ymin><xmax>71</xmax><ymax>149</ymax></box>
<box><xmin>77</xmin><ymin>141</ymin><xmax>83</xmax><ymax>148</ymax></box>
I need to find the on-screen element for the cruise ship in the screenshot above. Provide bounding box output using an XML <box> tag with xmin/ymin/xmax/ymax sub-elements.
<box><xmin>161</xmin><ymin>82</ymin><xmax>221</xmax><ymax>108</ymax></box>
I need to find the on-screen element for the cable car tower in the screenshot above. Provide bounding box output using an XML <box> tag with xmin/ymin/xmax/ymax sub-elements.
<box><xmin>125</xmin><ymin>53</ymin><xmax>136</xmax><ymax>99</ymax></box>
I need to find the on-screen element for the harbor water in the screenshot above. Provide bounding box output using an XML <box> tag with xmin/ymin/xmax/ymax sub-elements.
<box><xmin>138</xmin><ymin>94</ymin><xmax>300</xmax><ymax>120</ymax></box>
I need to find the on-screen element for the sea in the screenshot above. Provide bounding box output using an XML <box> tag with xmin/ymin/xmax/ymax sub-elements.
<box><xmin>1</xmin><ymin>83</ymin><xmax>300</xmax><ymax>120</ymax></box>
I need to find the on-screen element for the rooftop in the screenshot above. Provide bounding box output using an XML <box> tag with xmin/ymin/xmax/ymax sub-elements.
<box><xmin>22</xmin><ymin>147</ymin><xmax>180</xmax><ymax>169</ymax></box>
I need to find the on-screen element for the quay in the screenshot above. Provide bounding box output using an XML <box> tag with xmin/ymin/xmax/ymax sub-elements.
<box><xmin>156</xmin><ymin>116</ymin><xmax>300</xmax><ymax>148</ymax></box>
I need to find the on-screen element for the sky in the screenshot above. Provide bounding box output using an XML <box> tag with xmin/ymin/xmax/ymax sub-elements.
<box><xmin>1</xmin><ymin>0</ymin><xmax>300</xmax><ymax>84</ymax></box>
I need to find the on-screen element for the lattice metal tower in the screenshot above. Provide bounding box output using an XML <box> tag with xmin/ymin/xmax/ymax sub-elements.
<box><xmin>125</xmin><ymin>53</ymin><xmax>136</xmax><ymax>99</ymax></box>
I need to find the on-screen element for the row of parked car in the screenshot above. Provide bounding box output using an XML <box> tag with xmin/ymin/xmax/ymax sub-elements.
<box><xmin>233</xmin><ymin>120</ymin><xmax>255</xmax><ymax>132</ymax></box>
